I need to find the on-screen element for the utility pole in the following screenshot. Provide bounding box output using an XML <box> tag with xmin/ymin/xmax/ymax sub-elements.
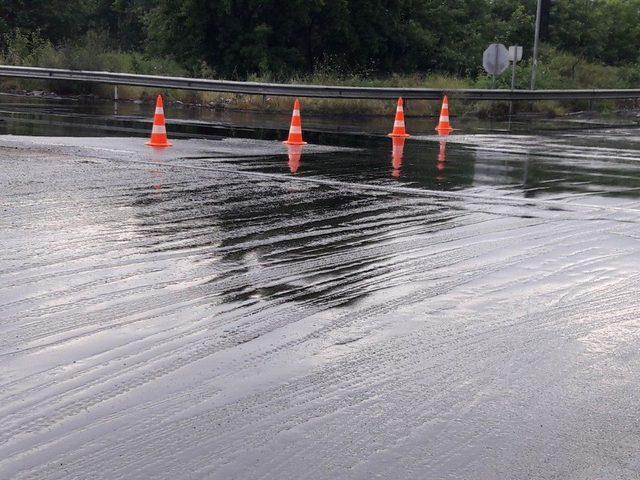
<box><xmin>530</xmin><ymin>0</ymin><xmax>542</xmax><ymax>90</ymax></box>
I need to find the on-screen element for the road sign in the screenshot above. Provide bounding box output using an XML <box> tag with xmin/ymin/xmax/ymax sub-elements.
<box><xmin>509</xmin><ymin>46</ymin><xmax>523</xmax><ymax>63</ymax></box>
<box><xmin>483</xmin><ymin>44</ymin><xmax>509</xmax><ymax>76</ymax></box>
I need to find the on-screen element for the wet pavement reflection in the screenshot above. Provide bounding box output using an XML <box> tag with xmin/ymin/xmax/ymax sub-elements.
<box><xmin>2</xmin><ymin>102</ymin><xmax>640</xmax><ymax>479</ymax></box>
<box><xmin>390</xmin><ymin>137</ymin><xmax>405</xmax><ymax>178</ymax></box>
<box><xmin>3</xmin><ymin>92</ymin><xmax>640</xmax><ymax>140</ymax></box>
<box><xmin>286</xmin><ymin>144</ymin><xmax>303</xmax><ymax>174</ymax></box>
<box><xmin>244</xmin><ymin>134</ymin><xmax>640</xmax><ymax>206</ymax></box>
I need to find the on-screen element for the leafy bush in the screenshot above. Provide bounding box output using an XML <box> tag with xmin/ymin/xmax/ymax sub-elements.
<box><xmin>0</xmin><ymin>29</ymin><xmax>188</xmax><ymax>94</ymax></box>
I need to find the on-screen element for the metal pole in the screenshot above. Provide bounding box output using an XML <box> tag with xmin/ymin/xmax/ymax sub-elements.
<box><xmin>113</xmin><ymin>85</ymin><xmax>119</xmax><ymax>115</ymax></box>
<box><xmin>530</xmin><ymin>0</ymin><xmax>543</xmax><ymax>90</ymax></box>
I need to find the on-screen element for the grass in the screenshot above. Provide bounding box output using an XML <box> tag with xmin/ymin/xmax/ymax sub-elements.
<box><xmin>190</xmin><ymin>73</ymin><xmax>475</xmax><ymax>117</ymax></box>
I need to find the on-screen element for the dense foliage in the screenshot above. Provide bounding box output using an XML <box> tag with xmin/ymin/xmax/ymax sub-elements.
<box><xmin>1</xmin><ymin>0</ymin><xmax>640</xmax><ymax>80</ymax></box>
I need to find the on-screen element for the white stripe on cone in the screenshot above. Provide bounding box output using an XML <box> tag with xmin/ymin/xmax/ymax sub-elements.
<box><xmin>439</xmin><ymin>115</ymin><xmax>449</xmax><ymax>122</ymax></box>
<box><xmin>152</xmin><ymin>125</ymin><xmax>167</xmax><ymax>134</ymax></box>
<box><xmin>155</xmin><ymin>107</ymin><xmax>164</xmax><ymax>114</ymax></box>
<box><xmin>394</xmin><ymin>121</ymin><xmax>405</xmax><ymax>127</ymax></box>
<box><xmin>292</xmin><ymin>109</ymin><xmax>300</xmax><ymax>116</ymax></box>
<box><xmin>289</xmin><ymin>126</ymin><xmax>302</xmax><ymax>134</ymax></box>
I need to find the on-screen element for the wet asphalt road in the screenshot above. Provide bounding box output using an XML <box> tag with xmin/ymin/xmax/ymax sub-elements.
<box><xmin>1</xmin><ymin>127</ymin><xmax>640</xmax><ymax>479</ymax></box>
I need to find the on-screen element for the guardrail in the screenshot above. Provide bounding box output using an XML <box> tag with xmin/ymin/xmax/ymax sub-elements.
<box><xmin>2</xmin><ymin>65</ymin><xmax>640</xmax><ymax>101</ymax></box>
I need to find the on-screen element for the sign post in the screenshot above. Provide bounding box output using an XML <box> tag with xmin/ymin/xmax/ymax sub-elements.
<box><xmin>509</xmin><ymin>46</ymin><xmax>523</xmax><ymax>91</ymax></box>
<box><xmin>508</xmin><ymin>45</ymin><xmax>523</xmax><ymax>128</ymax></box>
<box><xmin>483</xmin><ymin>44</ymin><xmax>510</xmax><ymax>88</ymax></box>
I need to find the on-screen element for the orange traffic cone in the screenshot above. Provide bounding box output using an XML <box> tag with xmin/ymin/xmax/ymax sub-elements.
<box><xmin>146</xmin><ymin>95</ymin><xmax>172</xmax><ymax>147</ymax></box>
<box><xmin>284</xmin><ymin>99</ymin><xmax>307</xmax><ymax>145</ymax></box>
<box><xmin>287</xmin><ymin>144</ymin><xmax>303</xmax><ymax>174</ymax></box>
<box><xmin>388</xmin><ymin>97</ymin><xmax>410</xmax><ymax>138</ymax></box>
<box><xmin>435</xmin><ymin>95</ymin><xmax>454</xmax><ymax>135</ymax></box>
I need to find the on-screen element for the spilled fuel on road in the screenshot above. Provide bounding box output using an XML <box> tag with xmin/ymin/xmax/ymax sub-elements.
<box><xmin>1</xmin><ymin>95</ymin><xmax>640</xmax><ymax>479</ymax></box>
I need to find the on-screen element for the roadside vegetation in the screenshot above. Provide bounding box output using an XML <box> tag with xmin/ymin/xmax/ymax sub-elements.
<box><xmin>1</xmin><ymin>1</ymin><xmax>640</xmax><ymax>118</ymax></box>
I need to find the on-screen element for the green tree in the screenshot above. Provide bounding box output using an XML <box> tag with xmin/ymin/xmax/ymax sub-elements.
<box><xmin>0</xmin><ymin>0</ymin><xmax>92</xmax><ymax>42</ymax></box>
<box><xmin>549</xmin><ymin>0</ymin><xmax>609</xmax><ymax>61</ymax></box>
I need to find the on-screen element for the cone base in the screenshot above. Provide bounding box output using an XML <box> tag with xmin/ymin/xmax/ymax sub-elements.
<box><xmin>388</xmin><ymin>133</ymin><xmax>411</xmax><ymax>138</ymax></box>
<box><xmin>435</xmin><ymin>126</ymin><xmax>454</xmax><ymax>135</ymax></box>
<box><xmin>146</xmin><ymin>140</ymin><xmax>172</xmax><ymax>147</ymax></box>
<box><xmin>283</xmin><ymin>140</ymin><xmax>307</xmax><ymax>145</ymax></box>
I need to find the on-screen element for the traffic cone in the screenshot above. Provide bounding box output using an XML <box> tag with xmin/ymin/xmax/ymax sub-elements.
<box><xmin>287</xmin><ymin>144</ymin><xmax>303</xmax><ymax>174</ymax></box>
<box><xmin>435</xmin><ymin>95</ymin><xmax>454</xmax><ymax>135</ymax></box>
<box><xmin>388</xmin><ymin>97</ymin><xmax>410</xmax><ymax>138</ymax></box>
<box><xmin>391</xmin><ymin>136</ymin><xmax>406</xmax><ymax>177</ymax></box>
<box><xmin>146</xmin><ymin>95</ymin><xmax>172</xmax><ymax>147</ymax></box>
<box><xmin>284</xmin><ymin>98</ymin><xmax>307</xmax><ymax>145</ymax></box>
